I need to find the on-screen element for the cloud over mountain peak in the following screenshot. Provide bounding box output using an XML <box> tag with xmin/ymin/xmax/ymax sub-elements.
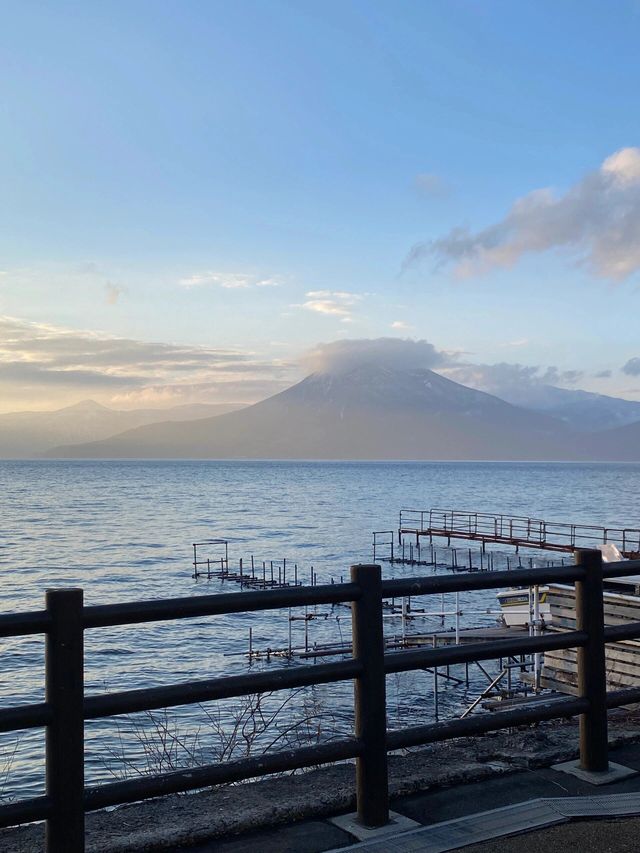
<box><xmin>300</xmin><ymin>337</ymin><xmax>449</xmax><ymax>374</ymax></box>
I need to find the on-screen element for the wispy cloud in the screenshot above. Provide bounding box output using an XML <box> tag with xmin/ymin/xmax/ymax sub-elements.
<box><xmin>0</xmin><ymin>316</ymin><xmax>293</xmax><ymax>410</ymax></box>
<box><xmin>440</xmin><ymin>361</ymin><xmax>584</xmax><ymax>394</ymax></box>
<box><xmin>109</xmin><ymin>377</ymin><xmax>289</xmax><ymax>407</ymax></box>
<box><xmin>390</xmin><ymin>320</ymin><xmax>413</xmax><ymax>331</ymax></box>
<box><xmin>179</xmin><ymin>271</ymin><xmax>283</xmax><ymax>289</ymax></box>
<box><xmin>299</xmin><ymin>290</ymin><xmax>363</xmax><ymax>323</ymax></box>
<box><xmin>406</xmin><ymin>147</ymin><xmax>640</xmax><ymax>282</ymax></box>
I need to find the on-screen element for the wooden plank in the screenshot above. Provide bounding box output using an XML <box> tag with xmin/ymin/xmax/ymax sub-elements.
<box><xmin>549</xmin><ymin>604</ymin><xmax>640</xmax><ymax>625</ymax></box>
<box><xmin>545</xmin><ymin>644</ymin><xmax>640</xmax><ymax>669</ymax></box>
<box><xmin>544</xmin><ymin>657</ymin><xmax>640</xmax><ymax>685</ymax></box>
<box><xmin>547</xmin><ymin>587</ymin><xmax>640</xmax><ymax>623</ymax></box>
<box><xmin>540</xmin><ymin>675</ymin><xmax>579</xmax><ymax>695</ymax></box>
<box><xmin>547</xmin><ymin>647</ymin><xmax>640</xmax><ymax>669</ymax></box>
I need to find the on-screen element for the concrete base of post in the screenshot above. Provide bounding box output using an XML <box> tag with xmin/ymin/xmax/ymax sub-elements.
<box><xmin>551</xmin><ymin>759</ymin><xmax>637</xmax><ymax>786</ymax></box>
<box><xmin>328</xmin><ymin>810</ymin><xmax>419</xmax><ymax>841</ymax></box>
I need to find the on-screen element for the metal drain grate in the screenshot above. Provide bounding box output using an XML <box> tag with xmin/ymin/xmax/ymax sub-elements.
<box><xmin>327</xmin><ymin>800</ymin><xmax>566</xmax><ymax>853</ymax></box>
<box><xmin>327</xmin><ymin>792</ymin><xmax>640</xmax><ymax>853</ymax></box>
<box><xmin>546</xmin><ymin>791</ymin><xmax>640</xmax><ymax>818</ymax></box>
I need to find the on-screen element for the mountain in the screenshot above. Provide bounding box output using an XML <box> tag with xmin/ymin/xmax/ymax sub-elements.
<box><xmin>0</xmin><ymin>400</ymin><xmax>245</xmax><ymax>458</ymax></box>
<box><xmin>588</xmin><ymin>419</ymin><xmax>640</xmax><ymax>460</ymax></box>
<box><xmin>45</xmin><ymin>365</ymin><xmax>581</xmax><ymax>460</ymax></box>
<box><xmin>498</xmin><ymin>384</ymin><xmax>640</xmax><ymax>433</ymax></box>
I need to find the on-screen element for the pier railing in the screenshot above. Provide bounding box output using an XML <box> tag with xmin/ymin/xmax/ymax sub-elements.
<box><xmin>399</xmin><ymin>508</ymin><xmax>640</xmax><ymax>556</ymax></box>
<box><xmin>2</xmin><ymin>550</ymin><xmax>640</xmax><ymax>851</ymax></box>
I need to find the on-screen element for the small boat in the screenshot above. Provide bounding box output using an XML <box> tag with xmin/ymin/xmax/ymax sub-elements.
<box><xmin>496</xmin><ymin>587</ymin><xmax>550</xmax><ymax>628</ymax></box>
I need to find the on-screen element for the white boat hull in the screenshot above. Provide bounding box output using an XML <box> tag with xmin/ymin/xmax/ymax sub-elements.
<box><xmin>496</xmin><ymin>588</ymin><xmax>551</xmax><ymax>628</ymax></box>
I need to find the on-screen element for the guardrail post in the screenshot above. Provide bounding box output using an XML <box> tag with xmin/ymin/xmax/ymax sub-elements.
<box><xmin>575</xmin><ymin>549</ymin><xmax>608</xmax><ymax>772</ymax></box>
<box><xmin>45</xmin><ymin>589</ymin><xmax>85</xmax><ymax>852</ymax></box>
<box><xmin>351</xmin><ymin>564</ymin><xmax>389</xmax><ymax>828</ymax></box>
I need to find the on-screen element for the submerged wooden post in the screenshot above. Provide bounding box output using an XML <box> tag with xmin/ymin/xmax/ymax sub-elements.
<box><xmin>351</xmin><ymin>563</ymin><xmax>389</xmax><ymax>828</ymax></box>
<box><xmin>575</xmin><ymin>548</ymin><xmax>609</xmax><ymax>772</ymax></box>
<box><xmin>45</xmin><ymin>588</ymin><xmax>85</xmax><ymax>852</ymax></box>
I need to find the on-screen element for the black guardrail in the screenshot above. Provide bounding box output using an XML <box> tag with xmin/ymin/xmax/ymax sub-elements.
<box><xmin>1</xmin><ymin>550</ymin><xmax>639</xmax><ymax>851</ymax></box>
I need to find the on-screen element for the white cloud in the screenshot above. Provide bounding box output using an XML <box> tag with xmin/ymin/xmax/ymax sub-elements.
<box><xmin>179</xmin><ymin>271</ymin><xmax>283</xmax><ymax>289</ymax></box>
<box><xmin>440</xmin><ymin>362</ymin><xmax>584</xmax><ymax>394</ymax></box>
<box><xmin>602</xmin><ymin>148</ymin><xmax>640</xmax><ymax>184</ymax></box>
<box><xmin>390</xmin><ymin>320</ymin><xmax>413</xmax><ymax>331</ymax></box>
<box><xmin>300</xmin><ymin>290</ymin><xmax>363</xmax><ymax>322</ymax></box>
<box><xmin>301</xmin><ymin>337</ymin><xmax>448</xmax><ymax>374</ymax></box>
<box><xmin>406</xmin><ymin>147</ymin><xmax>640</xmax><ymax>282</ymax></box>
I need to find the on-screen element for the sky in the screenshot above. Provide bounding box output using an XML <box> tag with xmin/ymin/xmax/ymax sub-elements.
<box><xmin>2</xmin><ymin>0</ymin><xmax>640</xmax><ymax>412</ymax></box>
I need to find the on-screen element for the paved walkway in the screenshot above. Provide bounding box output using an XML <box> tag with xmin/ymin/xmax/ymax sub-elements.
<box><xmin>181</xmin><ymin>741</ymin><xmax>640</xmax><ymax>853</ymax></box>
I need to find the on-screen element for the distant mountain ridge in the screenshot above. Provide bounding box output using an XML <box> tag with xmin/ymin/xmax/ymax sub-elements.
<box><xmin>496</xmin><ymin>384</ymin><xmax>640</xmax><ymax>432</ymax></box>
<box><xmin>0</xmin><ymin>400</ymin><xmax>245</xmax><ymax>458</ymax></box>
<box><xmin>45</xmin><ymin>365</ymin><xmax>590</xmax><ymax>460</ymax></box>
<box><xmin>590</xmin><ymin>419</ymin><xmax>640</xmax><ymax>460</ymax></box>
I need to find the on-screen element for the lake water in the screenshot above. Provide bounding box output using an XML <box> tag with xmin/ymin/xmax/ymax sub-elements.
<box><xmin>1</xmin><ymin>460</ymin><xmax>640</xmax><ymax>800</ymax></box>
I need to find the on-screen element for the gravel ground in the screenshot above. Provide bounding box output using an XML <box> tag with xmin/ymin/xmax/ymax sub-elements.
<box><xmin>459</xmin><ymin>817</ymin><xmax>640</xmax><ymax>852</ymax></box>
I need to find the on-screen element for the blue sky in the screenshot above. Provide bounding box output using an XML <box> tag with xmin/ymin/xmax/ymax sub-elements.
<box><xmin>2</xmin><ymin>0</ymin><xmax>640</xmax><ymax>410</ymax></box>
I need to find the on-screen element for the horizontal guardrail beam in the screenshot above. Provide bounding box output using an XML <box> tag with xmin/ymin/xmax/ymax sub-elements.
<box><xmin>607</xmin><ymin>686</ymin><xmax>640</xmax><ymax>708</ymax></box>
<box><xmin>381</xmin><ymin>565</ymin><xmax>585</xmax><ymax>598</ymax></box>
<box><xmin>0</xmin><ymin>796</ymin><xmax>51</xmax><ymax>829</ymax></box>
<box><xmin>603</xmin><ymin>622</ymin><xmax>640</xmax><ymax>643</ymax></box>
<box><xmin>1</xmin><ymin>564</ymin><xmax>639</xmax><ymax>641</ymax></box>
<box><xmin>0</xmin><ymin>610</ymin><xmax>51</xmax><ymax>638</ymax></box>
<box><xmin>6</xmin><ymin>551</ymin><xmax>640</xmax><ymax>850</ymax></box>
<box><xmin>84</xmin><ymin>737</ymin><xmax>363</xmax><ymax>810</ymax></box>
<box><xmin>386</xmin><ymin>696</ymin><xmax>589</xmax><ymax>750</ymax></box>
<box><xmin>384</xmin><ymin>630</ymin><xmax>588</xmax><ymax>674</ymax></box>
<box><xmin>0</xmin><ymin>702</ymin><xmax>52</xmax><ymax>733</ymax></box>
<box><xmin>84</xmin><ymin>658</ymin><xmax>362</xmax><ymax>719</ymax></box>
<box><xmin>602</xmin><ymin>559</ymin><xmax>640</xmax><ymax>577</ymax></box>
<box><xmin>83</xmin><ymin>582</ymin><xmax>361</xmax><ymax>629</ymax></box>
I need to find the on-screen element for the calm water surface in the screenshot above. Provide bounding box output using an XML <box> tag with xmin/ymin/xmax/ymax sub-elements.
<box><xmin>1</xmin><ymin>460</ymin><xmax>639</xmax><ymax>798</ymax></box>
